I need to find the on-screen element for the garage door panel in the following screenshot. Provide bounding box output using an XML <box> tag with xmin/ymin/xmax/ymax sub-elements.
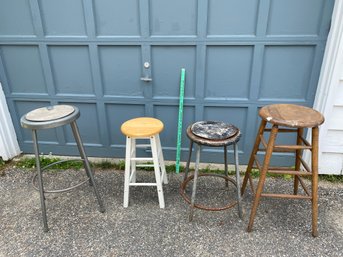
<box><xmin>150</xmin><ymin>0</ymin><xmax>197</xmax><ymax>36</ymax></box>
<box><xmin>48</xmin><ymin>46</ymin><xmax>94</xmax><ymax>96</ymax></box>
<box><xmin>1</xmin><ymin>45</ymin><xmax>47</xmax><ymax>94</ymax></box>
<box><xmin>204</xmin><ymin>106</ymin><xmax>248</xmax><ymax>150</ymax></box>
<box><xmin>62</xmin><ymin>103</ymin><xmax>102</xmax><ymax>146</ymax></box>
<box><xmin>151</xmin><ymin>46</ymin><xmax>196</xmax><ymax>98</ymax></box>
<box><xmin>259</xmin><ymin>45</ymin><xmax>315</xmax><ymax>100</ymax></box>
<box><xmin>0</xmin><ymin>0</ymin><xmax>35</xmax><ymax>36</ymax></box>
<box><xmin>99</xmin><ymin>46</ymin><xmax>143</xmax><ymax>97</ymax></box>
<box><xmin>267</xmin><ymin>0</ymin><xmax>324</xmax><ymax>36</ymax></box>
<box><xmin>205</xmin><ymin>46</ymin><xmax>253</xmax><ymax>99</ymax></box>
<box><xmin>207</xmin><ymin>0</ymin><xmax>259</xmax><ymax>36</ymax></box>
<box><xmin>106</xmin><ymin>104</ymin><xmax>146</xmax><ymax>146</ymax></box>
<box><xmin>38</xmin><ymin>0</ymin><xmax>86</xmax><ymax>36</ymax></box>
<box><xmin>93</xmin><ymin>0</ymin><xmax>140</xmax><ymax>37</ymax></box>
<box><xmin>154</xmin><ymin>105</ymin><xmax>195</xmax><ymax>148</ymax></box>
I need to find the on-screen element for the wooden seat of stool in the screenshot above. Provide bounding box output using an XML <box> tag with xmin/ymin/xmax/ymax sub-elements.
<box><xmin>121</xmin><ymin>117</ymin><xmax>164</xmax><ymax>137</ymax></box>
<box><xmin>259</xmin><ymin>104</ymin><xmax>324</xmax><ymax>128</ymax></box>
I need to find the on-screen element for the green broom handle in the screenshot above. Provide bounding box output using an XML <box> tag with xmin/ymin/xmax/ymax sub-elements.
<box><xmin>176</xmin><ymin>68</ymin><xmax>186</xmax><ymax>173</ymax></box>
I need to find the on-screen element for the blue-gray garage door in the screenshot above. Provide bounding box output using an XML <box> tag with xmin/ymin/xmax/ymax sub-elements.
<box><xmin>0</xmin><ymin>0</ymin><xmax>334</xmax><ymax>164</ymax></box>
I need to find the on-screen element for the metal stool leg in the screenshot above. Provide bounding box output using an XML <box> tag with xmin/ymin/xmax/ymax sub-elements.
<box><xmin>70</xmin><ymin>121</ymin><xmax>105</xmax><ymax>213</ymax></box>
<box><xmin>189</xmin><ymin>144</ymin><xmax>200</xmax><ymax>221</ymax></box>
<box><xmin>32</xmin><ymin>130</ymin><xmax>49</xmax><ymax>232</ymax></box>
<box><xmin>224</xmin><ymin>145</ymin><xmax>229</xmax><ymax>187</ymax></box>
<box><xmin>234</xmin><ymin>143</ymin><xmax>243</xmax><ymax>218</ymax></box>
<box><xmin>131</xmin><ymin>138</ymin><xmax>136</xmax><ymax>183</ymax></box>
<box><xmin>312</xmin><ymin>127</ymin><xmax>319</xmax><ymax>237</ymax></box>
<box><xmin>151</xmin><ymin>135</ymin><xmax>165</xmax><ymax>208</ymax></box>
<box><xmin>183</xmin><ymin>140</ymin><xmax>193</xmax><ymax>182</ymax></box>
<box><xmin>247</xmin><ymin>125</ymin><xmax>278</xmax><ymax>232</ymax></box>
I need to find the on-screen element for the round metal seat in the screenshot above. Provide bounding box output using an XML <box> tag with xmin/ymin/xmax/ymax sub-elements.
<box><xmin>181</xmin><ymin>121</ymin><xmax>243</xmax><ymax>221</ymax></box>
<box><xmin>20</xmin><ymin>105</ymin><xmax>105</xmax><ymax>232</ymax></box>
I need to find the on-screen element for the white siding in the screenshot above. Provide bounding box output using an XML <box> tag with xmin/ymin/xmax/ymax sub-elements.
<box><xmin>313</xmin><ymin>0</ymin><xmax>343</xmax><ymax>174</ymax></box>
<box><xmin>0</xmin><ymin>83</ymin><xmax>21</xmax><ymax>160</ymax></box>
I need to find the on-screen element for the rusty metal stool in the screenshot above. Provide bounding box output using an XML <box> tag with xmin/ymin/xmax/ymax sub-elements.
<box><xmin>20</xmin><ymin>105</ymin><xmax>105</xmax><ymax>232</ymax></box>
<box><xmin>241</xmin><ymin>104</ymin><xmax>324</xmax><ymax>237</ymax></box>
<box><xmin>180</xmin><ymin>121</ymin><xmax>243</xmax><ymax>221</ymax></box>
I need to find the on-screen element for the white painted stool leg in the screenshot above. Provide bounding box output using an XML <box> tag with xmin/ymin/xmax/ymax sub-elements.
<box><xmin>156</xmin><ymin>134</ymin><xmax>168</xmax><ymax>184</ymax></box>
<box><xmin>131</xmin><ymin>138</ymin><xmax>136</xmax><ymax>183</ymax></box>
<box><xmin>123</xmin><ymin>136</ymin><xmax>132</xmax><ymax>208</ymax></box>
<box><xmin>150</xmin><ymin>135</ymin><xmax>165</xmax><ymax>208</ymax></box>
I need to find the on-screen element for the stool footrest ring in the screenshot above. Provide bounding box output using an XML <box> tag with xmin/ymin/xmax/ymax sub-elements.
<box><xmin>32</xmin><ymin>159</ymin><xmax>90</xmax><ymax>193</ymax></box>
<box><xmin>180</xmin><ymin>173</ymin><xmax>238</xmax><ymax>211</ymax></box>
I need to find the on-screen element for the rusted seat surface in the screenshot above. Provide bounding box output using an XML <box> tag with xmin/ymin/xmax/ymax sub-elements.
<box><xmin>186</xmin><ymin>124</ymin><xmax>241</xmax><ymax>147</ymax></box>
<box><xmin>259</xmin><ymin>104</ymin><xmax>324</xmax><ymax>128</ymax></box>
<box><xmin>121</xmin><ymin>117</ymin><xmax>164</xmax><ymax>137</ymax></box>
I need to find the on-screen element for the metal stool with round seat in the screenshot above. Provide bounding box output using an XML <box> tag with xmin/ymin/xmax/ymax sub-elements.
<box><xmin>180</xmin><ymin>121</ymin><xmax>243</xmax><ymax>221</ymax></box>
<box><xmin>241</xmin><ymin>104</ymin><xmax>324</xmax><ymax>237</ymax></box>
<box><xmin>20</xmin><ymin>105</ymin><xmax>105</xmax><ymax>232</ymax></box>
<box><xmin>121</xmin><ymin>117</ymin><xmax>168</xmax><ymax>208</ymax></box>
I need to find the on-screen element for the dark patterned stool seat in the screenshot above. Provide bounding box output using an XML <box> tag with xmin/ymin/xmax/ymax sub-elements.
<box><xmin>180</xmin><ymin>121</ymin><xmax>243</xmax><ymax>220</ymax></box>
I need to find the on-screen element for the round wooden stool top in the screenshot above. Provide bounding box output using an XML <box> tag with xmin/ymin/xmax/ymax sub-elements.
<box><xmin>259</xmin><ymin>104</ymin><xmax>324</xmax><ymax>128</ymax></box>
<box><xmin>121</xmin><ymin>117</ymin><xmax>164</xmax><ymax>137</ymax></box>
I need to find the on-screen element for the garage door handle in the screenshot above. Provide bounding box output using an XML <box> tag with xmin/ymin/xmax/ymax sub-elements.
<box><xmin>140</xmin><ymin>76</ymin><xmax>152</xmax><ymax>82</ymax></box>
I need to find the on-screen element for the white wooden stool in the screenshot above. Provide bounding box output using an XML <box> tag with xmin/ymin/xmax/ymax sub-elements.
<box><xmin>121</xmin><ymin>117</ymin><xmax>168</xmax><ymax>208</ymax></box>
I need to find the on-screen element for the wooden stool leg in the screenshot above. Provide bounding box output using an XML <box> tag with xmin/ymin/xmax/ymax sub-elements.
<box><xmin>234</xmin><ymin>143</ymin><xmax>243</xmax><ymax>218</ymax></box>
<box><xmin>151</xmin><ymin>135</ymin><xmax>165</xmax><ymax>209</ymax></box>
<box><xmin>247</xmin><ymin>125</ymin><xmax>278</xmax><ymax>232</ymax></box>
<box><xmin>294</xmin><ymin>128</ymin><xmax>303</xmax><ymax>195</ymax></box>
<box><xmin>123</xmin><ymin>137</ymin><xmax>132</xmax><ymax>208</ymax></box>
<box><xmin>189</xmin><ymin>144</ymin><xmax>201</xmax><ymax>221</ymax></box>
<box><xmin>156</xmin><ymin>134</ymin><xmax>168</xmax><ymax>184</ymax></box>
<box><xmin>130</xmin><ymin>138</ymin><xmax>136</xmax><ymax>183</ymax></box>
<box><xmin>312</xmin><ymin>127</ymin><xmax>319</xmax><ymax>237</ymax></box>
<box><xmin>241</xmin><ymin>120</ymin><xmax>267</xmax><ymax>196</ymax></box>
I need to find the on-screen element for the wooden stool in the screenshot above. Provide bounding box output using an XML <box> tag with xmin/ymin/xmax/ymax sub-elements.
<box><xmin>20</xmin><ymin>105</ymin><xmax>105</xmax><ymax>232</ymax></box>
<box><xmin>180</xmin><ymin>121</ymin><xmax>243</xmax><ymax>221</ymax></box>
<box><xmin>121</xmin><ymin>117</ymin><xmax>168</xmax><ymax>208</ymax></box>
<box><xmin>241</xmin><ymin>104</ymin><xmax>324</xmax><ymax>237</ymax></box>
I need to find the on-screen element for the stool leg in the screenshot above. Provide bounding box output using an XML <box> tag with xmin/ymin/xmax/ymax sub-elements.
<box><xmin>123</xmin><ymin>137</ymin><xmax>132</xmax><ymax>208</ymax></box>
<box><xmin>189</xmin><ymin>144</ymin><xmax>200</xmax><ymax>221</ymax></box>
<box><xmin>131</xmin><ymin>138</ymin><xmax>136</xmax><ymax>183</ymax></box>
<box><xmin>224</xmin><ymin>145</ymin><xmax>229</xmax><ymax>187</ymax></box>
<box><xmin>32</xmin><ymin>130</ymin><xmax>49</xmax><ymax>232</ymax></box>
<box><xmin>70</xmin><ymin>121</ymin><xmax>105</xmax><ymax>213</ymax></box>
<box><xmin>183</xmin><ymin>140</ymin><xmax>193</xmax><ymax>182</ymax></box>
<box><xmin>241</xmin><ymin>120</ymin><xmax>267</xmax><ymax>196</ymax></box>
<box><xmin>151</xmin><ymin>135</ymin><xmax>165</xmax><ymax>208</ymax></box>
<box><xmin>234</xmin><ymin>143</ymin><xmax>243</xmax><ymax>218</ymax></box>
<box><xmin>294</xmin><ymin>128</ymin><xmax>303</xmax><ymax>195</ymax></box>
<box><xmin>156</xmin><ymin>134</ymin><xmax>168</xmax><ymax>184</ymax></box>
<box><xmin>312</xmin><ymin>127</ymin><xmax>319</xmax><ymax>237</ymax></box>
<box><xmin>247</xmin><ymin>125</ymin><xmax>278</xmax><ymax>232</ymax></box>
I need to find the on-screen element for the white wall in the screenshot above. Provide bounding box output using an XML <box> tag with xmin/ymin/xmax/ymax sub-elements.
<box><xmin>313</xmin><ymin>0</ymin><xmax>343</xmax><ymax>174</ymax></box>
<box><xmin>0</xmin><ymin>83</ymin><xmax>21</xmax><ymax>160</ymax></box>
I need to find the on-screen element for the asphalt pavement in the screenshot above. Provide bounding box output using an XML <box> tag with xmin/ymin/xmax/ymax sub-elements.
<box><xmin>0</xmin><ymin>166</ymin><xmax>342</xmax><ymax>257</ymax></box>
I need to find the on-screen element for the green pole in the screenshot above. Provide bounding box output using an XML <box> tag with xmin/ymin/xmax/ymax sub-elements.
<box><xmin>176</xmin><ymin>68</ymin><xmax>186</xmax><ymax>173</ymax></box>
